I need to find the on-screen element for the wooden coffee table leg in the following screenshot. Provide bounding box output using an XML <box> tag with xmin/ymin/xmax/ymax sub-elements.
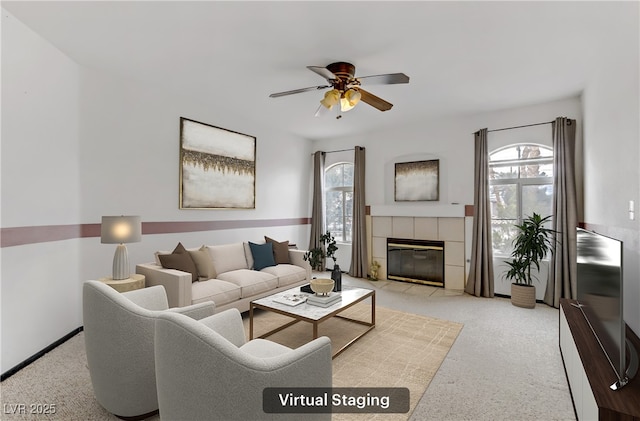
<box><xmin>313</xmin><ymin>322</ymin><xmax>318</xmax><ymax>339</ymax></box>
<box><xmin>249</xmin><ymin>303</ymin><xmax>254</xmax><ymax>340</ymax></box>
<box><xmin>372</xmin><ymin>292</ymin><xmax>376</xmax><ymax>326</ymax></box>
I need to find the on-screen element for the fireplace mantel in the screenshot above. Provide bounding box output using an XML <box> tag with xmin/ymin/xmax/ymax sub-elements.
<box><xmin>369</xmin><ymin>204</ymin><xmax>465</xmax><ymax>218</ymax></box>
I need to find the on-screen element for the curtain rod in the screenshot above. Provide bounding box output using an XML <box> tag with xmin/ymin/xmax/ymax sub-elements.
<box><xmin>473</xmin><ymin>120</ymin><xmax>558</xmax><ymax>135</ymax></box>
<box><xmin>310</xmin><ymin>148</ymin><xmax>355</xmax><ymax>156</ymax></box>
<box><xmin>488</xmin><ymin>120</ymin><xmax>554</xmax><ymax>133</ymax></box>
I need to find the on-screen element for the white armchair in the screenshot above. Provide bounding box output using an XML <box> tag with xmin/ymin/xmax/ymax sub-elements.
<box><xmin>82</xmin><ymin>280</ymin><xmax>216</xmax><ymax>419</ymax></box>
<box><xmin>154</xmin><ymin>309</ymin><xmax>332</xmax><ymax>421</ymax></box>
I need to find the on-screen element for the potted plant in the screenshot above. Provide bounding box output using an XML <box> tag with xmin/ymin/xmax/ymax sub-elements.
<box><xmin>304</xmin><ymin>231</ymin><xmax>338</xmax><ymax>271</ymax></box>
<box><xmin>503</xmin><ymin>213</ymin><xmax>556</xmax><ymax>309</ymax></box>
<box><xmin>303</xmin><ymin>246</ymin><xmax>325</xmax><ymax>272</ymax></box>
<box><xmin>304</xmin><ymin>231</ymin><xmax>341</xmax><ymax>291</ymax></box>
<box><xmin>320</xmin><ymin>232</ymin><xmax>341</xmax><ymax>291</ymax></box>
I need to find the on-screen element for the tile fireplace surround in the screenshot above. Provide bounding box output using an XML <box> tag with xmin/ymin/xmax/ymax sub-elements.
<box><xmin>369</xmin><ymin>205</ymin><xmax>467</xmax><ymax>291</ymax></box>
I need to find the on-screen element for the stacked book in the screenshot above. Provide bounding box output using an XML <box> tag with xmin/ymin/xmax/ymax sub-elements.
<box><xmin>272</xmin><ymin>294</ymin><xmax>307</xmax><ymax>306</ymax></box>
<box><xmin>306</xmin><ymin>292</ymin><xmax>341</xmax><ymax>308</ymax></box>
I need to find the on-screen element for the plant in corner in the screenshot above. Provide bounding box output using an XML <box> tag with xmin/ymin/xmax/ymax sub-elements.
<box><xmin>503</xmin><ymin>213</ymin><xmax>556</xmax><ymax>309</ymax></box>
<box><xmin>304</xmin><ymin>231</ymin><xmax>340</xmax><ymax>290</ymax></box>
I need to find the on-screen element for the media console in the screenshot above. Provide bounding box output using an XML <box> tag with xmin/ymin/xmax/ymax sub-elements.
<box><xmin>559</xmin><ymin>299</ymin><xmax>640</xmax><ymax>420</ymax></box>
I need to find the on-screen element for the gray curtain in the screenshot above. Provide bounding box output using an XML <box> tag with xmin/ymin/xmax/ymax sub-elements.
<box><xmin>349</xmin><ymin>146</ymin><xmax>368</xmax><ymax>278</ymax></box>
<box><xmin>465</xmin><ymin>129</ymin><xmax>495</xmax><ymax>298</ymax></box>
<box><xmin>544</xmin><ymin>117</ymin><xmax>578</xmax><ymax>307</ymax></box>
<box><xmin>309</xmin><ymin>151</ymin><xmax>326</xmax><ymax>270</ymax></box>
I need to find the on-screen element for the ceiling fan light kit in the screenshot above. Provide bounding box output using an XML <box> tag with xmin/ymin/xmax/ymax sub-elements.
<box><xmin>340</xmin><ymin>88</ymin><xmax>361</xmax><ymax>112</ymax></box>
<box><xmin>319</xmin><ymin>88</ymin><xmax>361</xmax><ymax>112</ymax></box>
<box><xmin>269</xmin><ymin>61</ymin><xmax>409</xmax><ymax>118</ymax></box>
<box><xmin>320</xmin><ymin>89</ymin><xmax>341</xmax><ymax>109</ymax></box>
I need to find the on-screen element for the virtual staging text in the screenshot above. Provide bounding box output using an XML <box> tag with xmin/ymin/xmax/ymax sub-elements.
<box><xmin>263</xmin><ymin>387</ymin><xmax>410</xmax><ymax>414</ymax></box>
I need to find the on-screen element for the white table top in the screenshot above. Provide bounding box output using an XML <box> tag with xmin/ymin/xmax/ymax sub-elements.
<box><xmin>252</xmin><ymin>285</ymin><xmax>374</xmax><ymax>321</ymax></box>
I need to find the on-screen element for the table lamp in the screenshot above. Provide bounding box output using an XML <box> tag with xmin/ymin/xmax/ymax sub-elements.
<box><xmin>101</xmin><ymin>215</ymin><xmax>142</xmax><ymax>280</ymax></box>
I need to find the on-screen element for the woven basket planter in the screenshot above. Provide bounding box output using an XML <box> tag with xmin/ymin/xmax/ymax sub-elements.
<box><xmin>511</xmin><ymin>283</ymin><xmax>536</xmax><ymax>309</ymax></box>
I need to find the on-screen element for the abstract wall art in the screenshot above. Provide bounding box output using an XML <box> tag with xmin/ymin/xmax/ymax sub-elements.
<box><xmin>394</xmin><ymin>159</ymin><xmax>439</xmax><ymax>201</ymax></box>
<box><xmin>179</xmin><ymin>117</ymin><xmax>256</xmax><ymax>209</ymax></box>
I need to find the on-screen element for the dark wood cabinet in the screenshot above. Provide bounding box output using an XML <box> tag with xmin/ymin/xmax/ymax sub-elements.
<box><xmin>560</xmin><ymin>299</ymin><xmax>640</xmax><ymax>420</ymax></box>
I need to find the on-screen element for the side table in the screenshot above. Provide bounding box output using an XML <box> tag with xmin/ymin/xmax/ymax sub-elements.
<box><xmin>99</xmin><ymin>274</ymin><xmax>145</xmax><ymax>293</ymax></box>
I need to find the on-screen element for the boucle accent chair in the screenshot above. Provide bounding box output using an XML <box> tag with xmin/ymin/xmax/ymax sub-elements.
<box><xmin>82</xmin><ymin>280</ymin><xmax>216</xmax><ymax>420</ymax></box>
<box><xmin>154</xmin><ymin>309</ymin><xmax>332</xmax><ymax>421</ymax></box>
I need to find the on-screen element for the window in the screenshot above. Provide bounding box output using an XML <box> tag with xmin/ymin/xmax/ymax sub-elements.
<box><xmin>325</xmin><ymin>162</ymin><xmax>353</xmax><ymax>243</ymax></box>
<box><xmin>489</xmin><ymin>144</ymin><xmax>553</xmax><ymax>256</ymax></box>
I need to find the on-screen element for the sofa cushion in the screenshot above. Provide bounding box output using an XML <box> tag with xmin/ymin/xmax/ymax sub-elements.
<box><xmin>188</xmin><ymin>246</ymin><xmax>216</xmax><ymax>280</ymax></box>
<box><xmin>191</xmin><ymin>279</ymin><xmax>241</xmax><ymax>306</ymax></box>
<box><xmin>217</xmin><ymin>269</ymin><xmax>278</xmax><ymax>298</ymax></box>
<box><xmin>158</xmin><ymin>243</ymin><xmax>198</xmax><ymax>282</ymax></box>
<box><xmin>243</xmin><ymin>242</ymin><xmax>255</xmax><ymax>269</ymax></box>
<box><xmin>261</xmin><ymin>264</ymin><xmax>307</xmax><ymax>287</ymax></box>
<box><xmin>206</xmin><ymin>243</ymin><xmax>249</xmax><ymax>275</ymax></box>
<box><xmin>265</xmin><ymin>236</ymin><xmax>291</xmax><ymax>264</ymax></box>
<box><xmin>248</xmin><ymin>242</ymin><xmax>276</xmax><ymax>271</ymax></box>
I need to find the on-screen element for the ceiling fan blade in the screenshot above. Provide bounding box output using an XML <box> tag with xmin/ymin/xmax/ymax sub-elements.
<box><xmin>269</xmin><ymin>85</ymin><xmax>330</xmax><ymax>98</ymax></box>
<box><xmin>307</xmin><ymin>65</ymin><xmax>337</xmax><ymax>81</ymax></box>
<box><xmin>356</xmin><ymin>73</ymin><xmax>410</xmax><ymax>85</ymax></box>
<box><xmin>358</xmin><ymin>89</ymin><xmax>393</xmax><ymax>111</ymax></box>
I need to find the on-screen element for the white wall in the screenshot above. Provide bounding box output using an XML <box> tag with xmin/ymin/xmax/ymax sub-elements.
<box><xmin>581</xmin><ymin>5</ymin><xmax>640</xmax><ymax>335</ymax></box>
<box><xmin>1</xmin><ymin>9</ymin><xmax>312</xmax><ymax>374</ymax></box>
<box><xmin>75</xmin><ymin>66</ymin><xmax>313</xmax><ymax>281</ymax></box>
<box><xmin>1</xmin><ymin>10</ymin><xmax>83</xmax><ymax>375</ymax></box>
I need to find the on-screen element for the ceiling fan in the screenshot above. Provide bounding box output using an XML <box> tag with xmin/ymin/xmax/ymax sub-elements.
<box><xmin>269</xmin><ymin>62</ymin><xmax>409</xmax><ymax>118</ymax></box>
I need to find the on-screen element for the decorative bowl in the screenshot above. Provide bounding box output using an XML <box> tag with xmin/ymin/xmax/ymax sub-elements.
<box><xmin>310</xmin><ymin>278</ymin><xmax>334</xmax><ymax>295</ymax></box>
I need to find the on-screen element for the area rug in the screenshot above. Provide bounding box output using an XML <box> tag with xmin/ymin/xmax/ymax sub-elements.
<box><xmin>0</xmin><ymin>306</ymin><xmax>461</xmax><ymax>421</ymax></box>
<box><xmin>244</xmin><ymin>304</ymin><xmax>464</xmax><ymax>421</ymax></box>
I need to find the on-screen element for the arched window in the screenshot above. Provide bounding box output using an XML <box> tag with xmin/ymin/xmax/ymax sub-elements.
<box><xmin>325</xmin><ymin>162</ymin><xmax>353</xmax><ymax>243</ymax></box>
<box><xmin>489</xmin><ymin>144</ymin><xmax>554</xmax><ymax>256</ymax></box>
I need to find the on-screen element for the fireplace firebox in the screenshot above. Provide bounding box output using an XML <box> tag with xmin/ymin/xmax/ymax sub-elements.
<box><xmin>386</xmin><ymin>238</ymin><xmax>445</xmax><ymax>287</ymax></box>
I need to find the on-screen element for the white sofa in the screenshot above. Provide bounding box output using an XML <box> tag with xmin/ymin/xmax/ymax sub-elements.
<box><xmin>136</xmin><ymin>241</ymin><xmax>311</xmax><ymax>312</ymax></box>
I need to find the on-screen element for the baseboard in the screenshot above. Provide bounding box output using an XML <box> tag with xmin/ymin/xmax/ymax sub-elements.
<box><xmin>1</xmin><ymin>327</ymin><xmax>83</xmax><ymax>382</ymax></box>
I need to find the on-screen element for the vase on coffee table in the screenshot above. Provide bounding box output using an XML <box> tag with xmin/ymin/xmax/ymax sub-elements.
<box><xmin>331</xmin><ymin>265</ymin><xmax>342</xmax><ymax>291</ymax></box>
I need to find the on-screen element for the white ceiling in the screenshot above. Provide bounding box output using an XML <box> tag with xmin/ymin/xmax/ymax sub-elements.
<box><xmin>3</xmin><ymin>1</ymin><xmax>637</xmax><ymax>140</ymax></box>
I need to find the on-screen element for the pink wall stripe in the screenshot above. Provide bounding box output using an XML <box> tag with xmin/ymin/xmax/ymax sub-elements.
<box><xmin>1</xmin><ymin>218</ymin><xmax>311</xmax><ymax>248</ymax></box>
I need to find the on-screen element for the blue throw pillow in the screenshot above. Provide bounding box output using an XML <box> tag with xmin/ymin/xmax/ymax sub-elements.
<box><xmin>249</xmin><ymin>242</ymin><xmax>276</xmax><ymax>271</ymax></box>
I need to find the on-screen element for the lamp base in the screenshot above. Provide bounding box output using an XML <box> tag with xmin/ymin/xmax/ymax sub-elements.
<box><xmin>112</xmin><ymin>244</ymin><xmax>130</xmax><ymax>280</ymax></box>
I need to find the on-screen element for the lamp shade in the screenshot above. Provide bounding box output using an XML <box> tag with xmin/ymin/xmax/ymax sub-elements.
<box><xmin>101</xmin><ymin>216</ymin><xmax>142</xmax><ymax>244</ymax></box>
<box><xmin>340</xmin><ymin>89</ymin><xmax>361</xmax><ymax>112</ymax></box>
<box><xmin>320</xmin><ymin>89</ymin><xmax>340</xmax><ymax>109</ymax></box>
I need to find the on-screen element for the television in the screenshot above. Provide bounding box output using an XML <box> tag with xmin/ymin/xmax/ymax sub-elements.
<box><xmin>575</xmin><ymin>227</ymin><xmax>638</xmax><ymax>390</ymax></box>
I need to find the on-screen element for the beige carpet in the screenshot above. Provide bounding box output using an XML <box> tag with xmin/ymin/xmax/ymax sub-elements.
<box><xmin>0</xmin><ymin>305</ymin><xmax>461</xmax><ymax>420</ymax></box>
<box><xmin>245</xmin><ymin>304</ymin><xmax>463</xmax><ymax>421</ymax></box>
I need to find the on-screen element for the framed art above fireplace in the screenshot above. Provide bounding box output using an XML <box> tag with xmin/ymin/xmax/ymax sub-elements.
<box><xmin>394</xmin><ymin>159</ymin><xmax>439</xmax><ymax>201</ymax></box>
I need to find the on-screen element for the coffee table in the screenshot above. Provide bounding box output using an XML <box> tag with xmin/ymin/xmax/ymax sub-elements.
<box><xmin>249</xmin><ymin>285</ymin><xmax>375</xmax><ymax>359</ymax></box>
